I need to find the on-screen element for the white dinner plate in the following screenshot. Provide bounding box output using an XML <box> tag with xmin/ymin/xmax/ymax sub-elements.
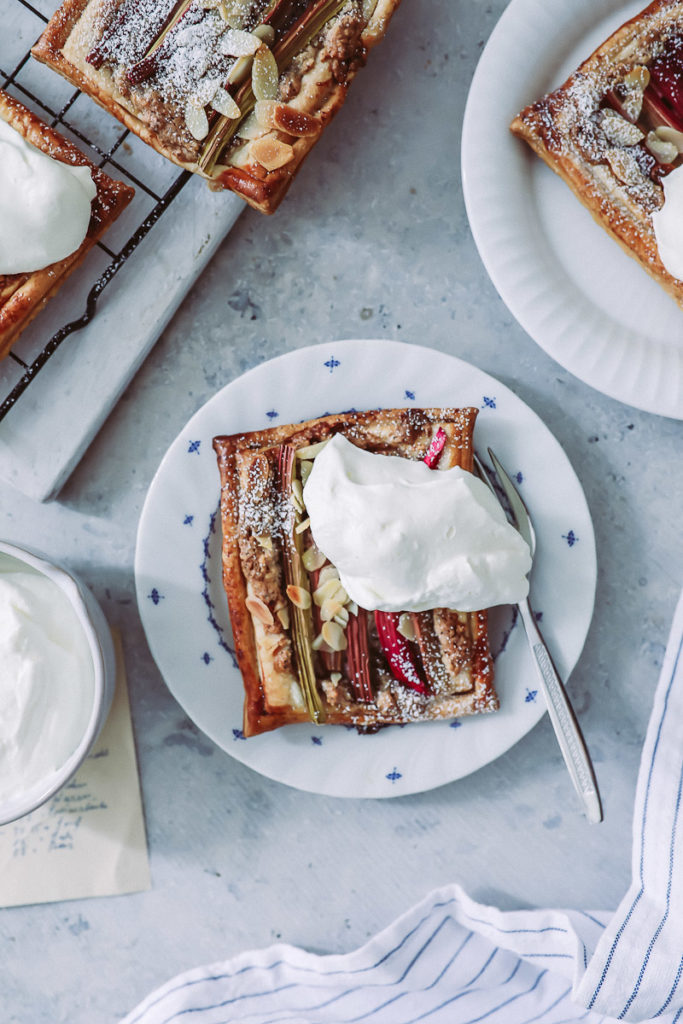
<box><xmin>462</xmin><ymin>0</ymin><xmax>683</xmax><ymax>420</ymax></box>
<box><xmin>135</xmin><ymin>339</ymin><xmax>597</xmax><ymax>798</ymax></box>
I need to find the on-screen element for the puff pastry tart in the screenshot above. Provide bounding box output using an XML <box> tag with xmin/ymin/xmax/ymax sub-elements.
<box><xmin>0</xmin><ymin>90</ymin><xmax>133</xmax><ymax>361</ymax></box>
<box><xmin>213</xmin><ymin>408</ymin><xmax>499</xmax><ymax>738</ymax></box>
<box><xmin>33</xmin><ymin>0</ymin><xmax>402</xmax><ymax>214</ymax></box>
<box><xmin>511</xmin><ymin>0</ymin><xmax>683</xmax><ymax>307</ymax></box>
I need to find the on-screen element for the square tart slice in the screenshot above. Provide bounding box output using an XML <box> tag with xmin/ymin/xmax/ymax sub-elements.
<box><xmin>510</xmin><ymin>0</ymin><xmax>683</xmax><ymax>307</ymax></box>
<box><xmin>213</xmin><ymin>408</ymin><xmax>498</xmax><ymax>738</ymax></box>
<box><xmin>32</xmin><ymin>0</ymin><xmax>402</xmax><ymax>214</ymax></box>
<box><xmin>0</xmin><ymin>90</ymin><xmax>134</xmax><ymax>360</ymax></box>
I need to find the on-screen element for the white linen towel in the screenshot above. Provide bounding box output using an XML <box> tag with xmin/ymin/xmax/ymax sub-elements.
<box><xmin>122</xmin><ymin>591</ymin><xmax>683</xmax><ymax>1024</ymax></box>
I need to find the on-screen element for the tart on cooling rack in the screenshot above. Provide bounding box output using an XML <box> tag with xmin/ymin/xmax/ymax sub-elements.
<box><xmin>213</xmin><ymin>407</ymin><xmax>503</xmax><ymax>738</ymax></box>
<box><xmin>511</xmin><ymin>0</ymin><xmax>683</xmax><ymax>307</ymax></box>
<box><xmin>0</xmin><ymin>89</ymin><xmax>133</xmax><ymax>361</ymax></box>
<box><xmin>33</xmin><ymin>0</ymin><xmax>401</xmax><ymax>214</ymax></box>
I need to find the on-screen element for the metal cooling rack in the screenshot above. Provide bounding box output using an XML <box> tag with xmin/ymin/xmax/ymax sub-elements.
<box><xmin>0</xmin><ymin>0</ymin><xmax>244</xmax><ymax>500</ymax></box>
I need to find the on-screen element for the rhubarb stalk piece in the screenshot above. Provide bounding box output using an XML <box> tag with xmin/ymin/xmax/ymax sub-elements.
<box><xmin>278</xmin><ymin>444</ymin><xmax>325</xmax><ymax>725</ymax></box>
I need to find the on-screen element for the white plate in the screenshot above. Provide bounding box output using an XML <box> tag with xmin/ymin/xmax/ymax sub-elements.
<box><xmin>135</xmin><ymin>339</ymin><xmax>596</xmax><ymax>798</ymax></box>
<box><xmin>462</xmin><ymin>0</ymin><xmax>683</xmax><ymax>420</ymax></box>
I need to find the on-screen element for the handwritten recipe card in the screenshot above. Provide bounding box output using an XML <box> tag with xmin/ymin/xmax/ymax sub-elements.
<box><xmin>0</xmin><ymin>633</ymin><xmax>150</xmax><ymax>907</ymax></box>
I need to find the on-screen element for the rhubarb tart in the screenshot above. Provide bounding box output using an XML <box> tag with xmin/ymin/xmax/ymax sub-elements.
<box><xmin>0</xmin><ymin>89</ymin><xmax>133</xmax><ymax>361</ymax></box>
<box><xmin>33</xmin><ymin>0</ymin><xmax>401</xmax><ymax>214</ymax></box>
<box><xmin>213</xmin><ymin>408</ymin><xmax>531</xmax><ymax>737</ymax></box>
<box><xmin>511</xmin><ymin>0</ymin><xmax>683</xmax><ymax>307</ymax></box>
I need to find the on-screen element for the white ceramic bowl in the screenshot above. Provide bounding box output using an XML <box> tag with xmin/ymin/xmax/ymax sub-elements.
<box><xmin>0</xmin><ymin>541</ymin><xmax>116</xmax><ymax>827</ymax></box>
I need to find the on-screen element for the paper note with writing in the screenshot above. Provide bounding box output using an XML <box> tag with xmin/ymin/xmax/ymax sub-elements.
<box><xmin>0</xmin><ymin>632</ymin><xmax>150</xmax><ymax>907</ymax></box>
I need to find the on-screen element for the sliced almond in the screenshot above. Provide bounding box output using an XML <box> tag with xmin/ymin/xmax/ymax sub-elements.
<box><xmin>227</xmin><ymin>55</ymin><xmax>253</xmax><ymax>86</ymax></box>
<box><xmin>397</xmin><ymin>612</ymin><xmax>416</xmax><ymax>641</ymax></box>
<box><xmin>276</xmin><ymin>605</ymin><xmax>290</xmax><ymax>629</ymax></box>
<box><xmin>620</xmin><ymin>88</ymin><xmax>644</xmax><ymax>123</ymax></box>
<box><xmin>318</xmin><ymin>565</ymin><xmax>339</xmax><ymax>585</ymax></box>
<box><xmin>313</xmin><ymin>577</ymin><xmax>342</xmax><ymax>606</ymax></box>
<box><xmin>252</xmin><ymin>23</ymin><xmax>275</xmax><ymax>44</ymax></box>
<box><xmin>251</xmin><ymin>136</ymin><xmax>294</xmax><ymax>171</ymax></box>
<box><xmin>605</xmin><ymin>147</ymin><xmax>645</xmax><ymax>185</ymax></box>
<box><xmin>296</xmin><ymin>439</ymin><xmax>330</xmax><ymax>460</ymax></box>
<box><xmin>322</xmin><ymin>620</ymin><xmax>347</xmax><ymax>652</ymax></box>
<box><xmin>623</xmin><ymin>65</ymin><xmax>650</xmax><ymax>90</ymax></box>
<box><xmin>655</xmin><ymin>125</ymin><xmax>683</xmax><ymax>153</ymax></box>
<box><xmin>598</xmin><ymin>109</ymin><xmax>644</xmax><ymax>147</ymax></box>
<box><xmin>330</xmin><ymin>671</ymin><xmax>342</xmax><ymax>686</ymax></box>
<box><xmin>347</xmin><ymin>600</ymin><xmax>359</xmax><ymax>616</ymax></box>
<box><xmin>321</xmin><ymin>598</ymin><xmax>344</xmax><ymax>622</ymax></box>
<box><xmin>251</xmin><ymin>44</ymin><xmax>279</xmax><ymax>101</ymax></box>
<box><xmin>219</xmin><ymin>28</ymin><xmax>260</xmax><ymax>56</ymax></box>
<box><xmin>236</xmin><ymin>110</ymin><xmax>267</xmax><ymax>140</ymax></box>
<box><xmin>302</xmin><ymin>545</ymin><xmax>326</xmax><ymax>572</ymax></box>
<box><xmin>255</xmin><ymin>98</ymin><xmax>279</xmax><ymax>129</ymax></box>
<box><xmin>312</xmin><ymin>632</ymin><xmax>326</xmax><ymax>651</ymax></box>
<box><xmin>295</xmin><ymin>517</ymin><xmax>311</xmax><ymax>534</ymax></box>
<box><xmin>286</xmin><ymin>584</ymin><xmax>311</xmax><ymax>610</ymax></box>
<box><xmin>254</xmin><ymin>100</ymin><xmax>320</xmax><ymax>137</ymax></box>
<box><xmin>211</xmin><ymin>87</ymin><xmax>241</xmax><ymax>118</ymax></box>
<box><xmin>245</xmin><ymin>594</ymin><xmax>274</xmax><ymax>625</ymax></box>
<box><xmin>184</xmin><ymin>101</ymin><xmax>210</xmax><ymax>141</ymax></box>
<box><xmin>255</xmin><ymin>533</ymin><xmax>273</xmax><ymax>552</ymax></box>
<box><xmin>333</xmin><ymin>608</ymin><xmax>350</xmax><ymax>627</ymax></box>
<box><xmin>646</xmin><ymin>131</ymin><xmax>678</xmax><ymax>164</ymax></box>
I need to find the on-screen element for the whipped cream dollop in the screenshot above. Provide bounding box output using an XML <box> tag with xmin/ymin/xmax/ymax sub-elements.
<box><xmin>0</xmin><ymin>118</ymin><xmax>97</xmax><ymax>275</ymax></box>
<box><xmin>303</xmin><ymin>434</ymin><xmax>532</xmax><ymax>613</ymax></box>
<box><xmin>652</xmin><ymin>164</ymin><xmax>683</xmax><ymax>281</ymax></box>
<box><xmin>0</xmin><ymin>555</ymin><xmax>95</xmax><ymax>806</ymax></box>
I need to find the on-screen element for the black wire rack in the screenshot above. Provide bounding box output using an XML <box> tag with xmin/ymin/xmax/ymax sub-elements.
<box><xmin>0</xmin><ymin>0</ymin><xmax>192</xmax><ymax>424</ymax></box>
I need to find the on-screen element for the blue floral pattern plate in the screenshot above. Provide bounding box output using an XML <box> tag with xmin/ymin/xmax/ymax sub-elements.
<box><xmin>134</xmin><ymin>339</ymin><xmax>597</xmax><ymax>798</ymax></box>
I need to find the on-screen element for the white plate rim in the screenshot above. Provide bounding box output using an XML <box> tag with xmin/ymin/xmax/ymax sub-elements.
<box><xmin>134</xmin><ymin>338</ymin><xmax>597</xmax><ymax>798</ymax></box>
<box><xmin>462</xmin><ymin>0</ymin><xmax>683</xmax><ymax>421</ymax></box>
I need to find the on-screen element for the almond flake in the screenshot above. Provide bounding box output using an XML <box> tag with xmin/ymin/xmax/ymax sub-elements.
<box><xmin>330</xmin><ymin>672</ymin><xmax>342</xmax><ymax>685</ymax></box>
<box><xmin>245</xmin><ymin>594</ymin><xmax>273</xmax><ymax>625</ymax></box>
<box><xmin>321</xmin><ymin>598</ymin><xmax>344</xmax><ymax>622</ymax></box>
<box><xmin>656</xmin><ymin>126</ymin><xmax>683</xmax><ymax>152</ymax></box>
<box><xmin>236</xmin><ymin>111</ymin><xmax>267</xmax><ymax>140</ymax></box>
<box><xmin>598</xmin><ymin>110</ymin><xmax>643</xmax><ymax>147</ymax></box>
<box><xmin>184</xmin><ymin>101</ymin><xmax>210</xmax><ymax>140</ymax></box>
<box><xmin>286</xmin><ymin>584</ymin><xmax>311</xmax><ymax>610</ymax></box>
<box><xmin>255</xmin><ymin>98</ymin><xmax>279</xmax><ymax>129</ymax></box>
<box><xmin>295</xmin><ymin>517</ymin><xmax>311</xmax><ymax>534</ymax></box>
<box><xmin>623</xmin><ymin>65</ymin><xmax>650</xmax><ymax>91</ymax></box>
<box><xmin>227</xmin><ymin>55</ymin><xmax>253</xmax><ymax>86</ymax></box>
<box><xmin>313</xmin><ymin>577</ymin><xmax>341</xmax><ymax>606</ymax></box>
<box><xmin>252</xmin><ymin>23</ymin><xmax>275</xmax><ymax>44</ymax></box>
<box><xmin>302</xmin><ymin>546</ymin><xmax>326</xmax><ymax>572</ymax></box>
<box><xmin>251</xmin><ymin>44</ymin><xmax>279</xmax><ymax>101</ymax></box>
<box><xmin>276</xmin><ymin>605</ymin><xmax>290</xmax><ymax>629</ymax></box>
<box><xmin>322</xmin><ymin>620</ymin><xmax>347</xmax><ymax>652</ymax></box>
<box><xmin>646</xmin><ymin>132</ymin><xmax>678</xmax><ymax>164</ymax></box>
<box><xmin>211</xmin><ymin>87</ymin><xmax>241</xmax><ymax>118</ymax></box>
<box><xmin>219</xmin><ymin>28</ymin><xmax>260</xmax><ymax>57</ymax></box>
<box><xmin>397</xmin><ymin>613</ymin><xmax>415</xmax><ymax>641</ymax></box>
<box><xmin>318</xmin><ymin>565</ymin><xmax>339</xmax><ymax>584</ymax></box>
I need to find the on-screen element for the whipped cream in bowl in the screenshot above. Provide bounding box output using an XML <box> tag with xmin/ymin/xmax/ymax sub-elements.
<box><xmin>0</xmin><ymin>117</ymin><xmax>97</xmax><ymax>276</ymax></box>
<box><xmin>0</xmin><ymin>541</ymin><xmax>116</xmax><ymax>826</ymax></box>
<box><xmin>303</xmin><ymin>434</ymin><xmax>531</xmax><ymax>614</ymax></box>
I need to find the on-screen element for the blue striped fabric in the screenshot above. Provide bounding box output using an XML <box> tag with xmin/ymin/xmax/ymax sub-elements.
<box><xmin>121</xmin><ymin>593</ymin><xmax>683</xmax><ymax>1024</ymax></box>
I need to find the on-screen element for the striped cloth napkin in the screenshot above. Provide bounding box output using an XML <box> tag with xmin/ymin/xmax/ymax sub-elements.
<box><xmin>122</xmin><ymin>591</ymin><xmax>683</xmax><ymax>1024</ymax></box>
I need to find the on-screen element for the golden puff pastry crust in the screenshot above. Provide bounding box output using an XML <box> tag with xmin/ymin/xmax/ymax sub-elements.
<box><xmin>33</xmin><ymin>0</ymin><xmax>402</xmax><ymax>214</ymax></box>
<box><xmin>510</xmin><ymin>0</ymin><xmax>683</xmax><ymax>307</ymax></box>
<box><xmin>213</xmin><ymin>407</ymin><xmax>498</xmax><ymax>738</ymax></box>
<box><xmin>0</xmin><ymin>89</ymin><xmax>134</xmax><ymax>361</ymax></box>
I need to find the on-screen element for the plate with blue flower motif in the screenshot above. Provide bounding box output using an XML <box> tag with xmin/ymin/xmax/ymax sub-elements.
<box><xmin>135</xmin><ymin>339</ymin><xmax>596</xmax><ymax>798</ymax></box>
